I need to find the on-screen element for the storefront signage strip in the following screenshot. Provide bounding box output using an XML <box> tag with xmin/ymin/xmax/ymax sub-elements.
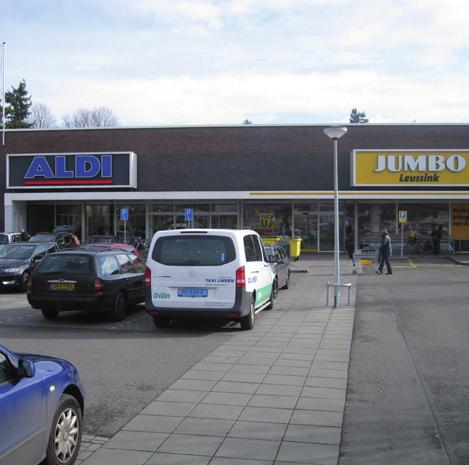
<box><xmin>352</xmin><ymin>150</ymin><xmax>469</xmax><ymax>187</ymax></box>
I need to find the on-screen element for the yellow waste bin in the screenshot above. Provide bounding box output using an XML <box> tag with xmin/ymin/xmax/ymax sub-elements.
<box><xmin>261</xmin><ymin>237</ymin><xmax>282</xmax><ymax>246</ymax></box>
<box><xmin>289</xmin><ymin>238</ymin><xmax>302</xmax><ymax>260</ymax></box>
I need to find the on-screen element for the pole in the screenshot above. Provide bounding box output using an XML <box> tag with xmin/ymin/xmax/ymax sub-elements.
<box><xmin>2</xmin><ymin>42</ymin><xmax>5</xmax><ymax>146</ymax></box>
<box><xmin>401</xmin><ymin>222</ymin><xmax>404</xmax><ymax>259</ymax></box>
<box><xmin>333</xmin><ymin>137</ymin><xmax>340</xmax><ymax>308</ymax></box>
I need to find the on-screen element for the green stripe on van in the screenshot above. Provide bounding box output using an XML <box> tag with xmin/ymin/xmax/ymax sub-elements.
<box><xmin>255</xmin><ymin>283</ymin><xmax>273</xmax><ymax>306</ymax></box>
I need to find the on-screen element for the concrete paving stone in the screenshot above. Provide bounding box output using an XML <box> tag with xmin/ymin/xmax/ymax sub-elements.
<box><xmin>280</xmin><ymin>349</ymin><xmax>316</xmax><ymax>358</ymax></box>
<box><xmin>248</xmin><ymin>394</ymin><xmax>298</xmax><ymax>409</ymax></box>
<box><xmin>296</xmin><ymin>396</ymin><xmax>345</xmax><ymax>413</ymax></box>
<box><xmin>175</xmin><ymin>417</ymin><xmax>234</xmax><ymax>436</ymax></box>
<box><xmin>268</xmin><ymin>365</ymin><xmax>310</xmax><ymax>377</ymax></box>
<box><xmin>203</xmin><ymin>355</ymin><xmax>242</xmax><ymax>364</ymax></box>
<box><xmin>77</xmin><ymin>450</ymin><xmax>93</xmax><ymax>461</ymax></box>
<box><xmin>82</xmin><ymin>434</ymin><xmax>95</xmax><ymax>442</ymax></box>
<box><xmin>210</xmin><ymin>458</ymin><xmax>272</xmax><ymax>465</ymax></box>
<box><xmin>85</xmin><ymin>443</ymin><xmax>102</xmax><ymax>452</ymax></box>
<box><xmin>276</xmin><ymin>441</ymin><xmax>338</xmax><ymax>464</ymax></box>
<box><xmin>310</xmin><ymin>360</ymin><xmax>348</xmax><ymax>370</ymax></box>
<box><xmin>238</xmin><ymin>406</ymin><xmax>292</xmax><ymax>423</ymax></box>
<box><xmin>273</xmin><ymin>359</ymin><xmax>311</xmax><ymax>368</ymax></box>
<box><xmin>314</xmin><ymin>352</ymin><xmax>350</xmax><ymax>363</ymax></box>
<box><xmin>212</xmin><ymin>381</ymin><xmax>259</xmax><ymax>394</ymax></box>
<box><xmin>123</xmin><ymin>415</ymin><xmax>183</xmax><ymax>433</ymax></box>
<box><xmin>239</xmin><ymin>356</ymin><xmax>279</xmax><ymax>365</ymax></box>
<box><xmin>215</xmin><ymin>437</ymin><xmax>281</xmax><ymax>461</ymax></box>
<box><xmin>228</xmin><ymin>420</ymin><xmax>287</xmax><ymax>441</ymax></box>
<box><xmin>277</xmin><ymin>353</ymin><xmax>316</xmax><ymax>362</ymax></box>
<box><xmin>284</xmin><ymin>424</ymin><xmax>342</xmax><ymax>445</ymax></box>
<box><xmin>182</xmin><ymin>370</ymin><xmax>225</xmax><ymax>381</ymax></box>
<box><xmin>201</xmin><ymin>391</ymin><xmax>251</xmax><ymax>406</ymax></box>
<box><xmin>255</xmin><ymin>383</ymin><xmax>303</xmax><ymax>397</ymax></box>
<box><xmin>170</xmin><ymin>378</ymin><xmax>218</xmax><ymax>392</ymax></box>
<box><xmin>81</xmin><ymin>448</ymin><xmax>152</xmax><ymax>465</ymax></box>
<box><xmin>193</xmin><ymin>362</ymin><xmax>233</xmax><ymax>372</ymax></box>
<box><xmin>304</xmin><ymin>376</ymin><xmax>347</xmax><ymax>389</ymax></box>
<box><xmin>91</xmin><ymin>436</ymin><xmax>109</xmax><ymax>443</ymax></box>
<box><xmin>229</xmin><ymin>364</ymin><xmax>271</xmax><ymax>374</ymax></box>
<box><xmin>141</xmin><ymin>401</ymin><xmax>196</xmax><ymax>417</ymax></box>
<box><xmin>146</xmin><ymin>452</ymin><xmax>210</xmax><ymax>465</ymax></box>
<box><xmin>157</xmin><ymin>389</ymin><xmax>208</xmax><ymax>403</ymax></box>
<box><xmin>290</xmin><ymin>409</ymin><xmax>343</xmax><ymax>427</ymax></box>
<box><xmin>104</xmin><ymin>431</ymin><xmax>168</xmax><ymax>452</ymax></box>
<box><xmin>222</xmin><ymin>371</ymin><xmax>266</xmax><ymax>383</ymax></box>
<box><xmin>307</xmin><ymin>368</ymin><xmax>348</xmax><ymax>379</ymax></box>
<box><xmin>158</xmin><ymin>434</ymin><xmax>223</xmax><ymax>456</ymax></box>
<box><xmin>189</xmin><ymin>403</ymin><xmax>244</xmax><ymax>420</ymax></box>
<box><xmin>262</xmin><ymin>374</ymin><xmax>306</xmax><ymax>386</ymax></box>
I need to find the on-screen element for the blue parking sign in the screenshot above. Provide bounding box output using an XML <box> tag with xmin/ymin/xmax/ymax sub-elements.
<box><xmin>184</xmin><ymin>208</ymin><xmax>193</xmax><ymax>222</ymax></box>
<box><xmin>120</xmin><ymin>208</ymin><xmax>129</xmax><ymax>221</ymax></box>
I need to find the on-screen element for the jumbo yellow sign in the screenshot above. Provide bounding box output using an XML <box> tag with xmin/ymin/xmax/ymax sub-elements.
<box><xmin>352</xmin><ymin>150</ymin><xmax>469</xmax><ymax>186</ymax></box>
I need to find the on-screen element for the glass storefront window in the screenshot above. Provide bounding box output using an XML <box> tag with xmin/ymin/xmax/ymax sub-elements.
<box><xmin>293</xmin><ymin>204</ymin><xmax>318</xmax><ymax>251</ymax></box>
<box><xmin>243</xmin><ymin>204</ymin><xmax>292</xmax><ymax>238</ymax></box>
<box><xmin>358</xmin><ymin>203</ymin><xmax>396</xmax><ymax>246</ymax></box>
<box><xmin>86</xmin><ymin>205</ymin><xmax>114</xmax><ymax>238</ymax></box>
<box><xmin>115</xmin><ymin>205</ymin><xmax>146</xmax><ymax>242</ymax></box>
<box><xmin>55</xmin><ymin>204</ymin><xmax>82</xmax><ymax>238</ymax></box>
<box><xmin>150</xmin><ymin>203</ymin><xmax>174</xmax><ymax>214</ymax></box>
<box><xmin>211</xmin><ymin>203</ymin><xmax>238</xmax><ymax>213</ymax></box>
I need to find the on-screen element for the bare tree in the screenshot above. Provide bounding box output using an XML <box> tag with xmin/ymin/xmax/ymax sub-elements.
<box><xmin>62</xmin><ymin>106</ymin><xmax>119</xmax><ymax>128</ymax></box>
<box><xmin>28</xmin><ymin>102</ymin><xmax>56</xmax><ymax>128</ymax></box>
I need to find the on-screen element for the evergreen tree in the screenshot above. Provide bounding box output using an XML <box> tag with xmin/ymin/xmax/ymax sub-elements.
<box><xmin>4</xmin><ymin>80</ymin><xmax>33</xmax><ymax>128</ymax></box>
<box><xmin>349</xmin><ymin>107</ymin><xmax>369</xmax><ymax>123</ymax></box>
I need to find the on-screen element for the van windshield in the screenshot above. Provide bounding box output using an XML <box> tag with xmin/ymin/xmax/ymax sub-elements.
<box><xmin>37</xmin><ymin>254</ymin><xmax>92</xmax><ymax>274</ymax></box>
<box><xmin>153</xmin><ymin>235</ymin><xmax>236</xmax><ymax>266</ymax></box>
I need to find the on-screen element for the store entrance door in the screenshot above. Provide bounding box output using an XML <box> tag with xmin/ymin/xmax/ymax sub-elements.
<box><xmin>319</xmin><ymin>205</ymin><xmax>344</xmax><ymax>252</ymax></box>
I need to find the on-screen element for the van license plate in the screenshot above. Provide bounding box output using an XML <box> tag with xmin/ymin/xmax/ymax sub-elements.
<box><xmin>50</xmin><ymin>282</ymin><xmax>75</xmax><ymax>291</ymax></box>
<box><xmin>178</xmin><ymin>288</ymin><xmax>208</xmax><ymax>298</ymax></box>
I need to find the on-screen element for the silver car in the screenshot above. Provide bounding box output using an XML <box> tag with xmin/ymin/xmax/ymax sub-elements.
<box><xmin>265</xmin><ymin>244</ymin><xmax>291</xmax><ymax>297</ymax></box>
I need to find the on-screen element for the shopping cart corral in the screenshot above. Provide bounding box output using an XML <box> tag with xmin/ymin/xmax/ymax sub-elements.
<box><xmin>352</xmin><ymin>247</ymin><xmax>379</xmax><ymax>274</ymax></box>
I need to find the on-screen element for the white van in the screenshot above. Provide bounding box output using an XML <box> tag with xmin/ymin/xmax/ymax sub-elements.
<box><xmin>145</xmin><ymin>229</ymin><xmax>275</xmax><ymax>330</ymax></box>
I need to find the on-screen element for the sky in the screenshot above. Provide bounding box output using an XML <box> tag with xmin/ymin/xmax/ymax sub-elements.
<box><xmin>1</xmin><ymin>0</ymin><xmax>469</xmax><ymax>126</ymax></box>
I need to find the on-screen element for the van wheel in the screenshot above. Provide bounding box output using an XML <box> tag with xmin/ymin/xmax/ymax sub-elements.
<box><xmin>41</xmin><ymin>308</ymin><xmax>60</xmax><ymax>319</ymax></box>
<box><xmin>282</xmin><ymin>272</ymin><xmax>290</xmax><ymax>290</ymax></box>
<box><xmin>240</xmin><ymin>298</ymin><xmax>255</xmax><ymax>330</ymax></box>
<box><xmin>272</xmin><ymin>278</ymin><xmax>279</xmax><ymax>299</ymax></box>
<box><xmin>109</xmin><ymin>293</ymin><xmax>127</xmax><ymax>322</ymax></box>
<box><xmin>153</xmin><ymin>316</ymin><xmax>170</xmax><ymax>328</ymax></box>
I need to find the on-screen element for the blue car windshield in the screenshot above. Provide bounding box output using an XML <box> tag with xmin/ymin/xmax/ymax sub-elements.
<box><xmin>0</xmin><ymin>246</ymin><xmax>35</xmax><ymax>260</ymax></box>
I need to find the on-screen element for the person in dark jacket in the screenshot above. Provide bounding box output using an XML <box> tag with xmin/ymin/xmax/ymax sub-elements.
<box><xmin>377</xmin><ymin>229</ymin><xmax>392</xmax><ymax>275</ymax></box>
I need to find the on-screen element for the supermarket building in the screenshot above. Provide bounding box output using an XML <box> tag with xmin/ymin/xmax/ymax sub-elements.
<box><xmin>2</xmin><ymin>124</ymin><xmax>469</xmax><ymax>252</ymax></box>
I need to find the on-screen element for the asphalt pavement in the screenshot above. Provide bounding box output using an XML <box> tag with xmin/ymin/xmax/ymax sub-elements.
<box><xmin>340</xmin><ymin>256</ymin><xmax>469</xmax><ymax>465</ymax></box>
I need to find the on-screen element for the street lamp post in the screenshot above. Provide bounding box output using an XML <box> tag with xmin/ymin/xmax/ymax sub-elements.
<box><xmin>323</xmin><ymin>126</ymin><xmax>348</xmax><ymax>308</ymax></box>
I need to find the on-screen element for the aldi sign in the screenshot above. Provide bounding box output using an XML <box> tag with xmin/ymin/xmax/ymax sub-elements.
<box><xmin>7</xmin><ymin>152</ymin><xmax>137</xmax><ymax>189</ymax></box>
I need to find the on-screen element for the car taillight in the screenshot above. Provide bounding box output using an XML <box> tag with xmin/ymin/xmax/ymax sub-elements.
<box><xmin>94</xmin><ymin>278</ymin><xmax>104</xmax><ymax>292</ymax></box>
<box><xmin>236</xmin><ymin>266</ymin><xmax>245</xmax><ymax>288</ymax></box>
<box><xmin>145</xmin><ymin>266</ymin><xmax>151</xmax><ymax>287</ymax></box>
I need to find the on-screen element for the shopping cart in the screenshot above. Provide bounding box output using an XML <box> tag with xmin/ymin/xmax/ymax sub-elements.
<box><xmin>352</xmin><ymin>246</ymin><xmax>379</xmax><ymax>274</ymax></box>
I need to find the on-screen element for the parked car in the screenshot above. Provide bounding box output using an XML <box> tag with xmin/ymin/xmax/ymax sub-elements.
<box><xmin>145</xmin><ymin>229</ymin><xmax>275</xmax><ymax>330</ymax></box>
<box><xmin>85</xmin><ymin>235</ymin><xmax>115</xmax><ymax>244</ymax></box>
<box><xmin>0</xmin><ymin>232</ymin><xmax>23</xmax><ymax>245</ymax></box>
<box><xmin>27</xmin><ymin>249</ymin><xmax>146</xmax><ymax>321</ymax></box>
<box><xmin>0</xmin><ymin>343</ymin><xmax>84</xmax><ymax>465</ymax></box>
<box><xmin>0</xmin><ymin>242</ymin><xmax>58</xmax><ymax>290</ymax></box>
<box><xmin>264</xmin><ymin>244</ymin><xmax>291</xmax><ymax>297</ymax></box>
<box><xmin>81</xmin><ymin>242</ymin><xmax>142</xmax><ymax>257</ymax></box>
<box><xmin>29</xmin><ymin>231</ymin><xmax>78</xmax><ymax>250</ymax></box>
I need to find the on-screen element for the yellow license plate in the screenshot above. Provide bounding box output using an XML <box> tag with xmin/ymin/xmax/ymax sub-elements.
<box><xmin>50</xmin><ymin>282</ymin><xmax>75</xmax><ymax>291</ymax></box>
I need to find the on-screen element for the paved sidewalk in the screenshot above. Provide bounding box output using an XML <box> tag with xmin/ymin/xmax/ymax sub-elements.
<box><xmin>81</xmin><ymin>258</ymin><xmax>357</xmax><ymax>465</ymax></box>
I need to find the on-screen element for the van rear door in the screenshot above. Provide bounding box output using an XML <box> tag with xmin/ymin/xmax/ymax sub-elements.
<box><xmin>150</xmin><ymin>234</ymin><xmax>237</xmax><ymax>310</ymax></box>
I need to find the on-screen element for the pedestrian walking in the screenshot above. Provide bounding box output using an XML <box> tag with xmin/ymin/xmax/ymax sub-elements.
<box><xmin>431</xmin><ymin>225</ymin><xmax>442</xmax><ymax>254</ymax></box>
<box><xmin>377</xmin><ymin>229</ymin><xmax>392</xmax><ymax>275</ymax></box>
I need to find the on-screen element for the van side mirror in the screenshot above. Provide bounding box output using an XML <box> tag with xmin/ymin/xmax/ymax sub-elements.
<box><xmin>18</xmin><ymin>359</ymin><xmax>35</xmax><ymax>378</ymax></box>
<box><xmin>267</xmin><ymin>255</ymin><xmax>277</xmax><ymax>263</ymax></box>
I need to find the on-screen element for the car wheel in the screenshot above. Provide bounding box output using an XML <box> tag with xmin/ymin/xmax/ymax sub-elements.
<box><xmin>240</xmin><ymin>297</ymin><xmax>255</xmax><ymax>330</ymax></box>
<box><xmin>41</xmin><ymin>308</ymin><xmax>60</xmax><ymax>319</ymax></box>
<box><xmin>109</xmin><ymin>293</ymin><xmax>127</xmax><ymax>322</ymax></box>
<box><xmin>153</xmin><ymin>316</ymin><xmax>170</xmax><ymax>328</ymax></box>
<box><xmin>272</xmin><ymin>278</ymin><xmax>279</xmax><ymax>299</ymax></box>
<box><xmin>45</xmin><ymin>394</ymin><xmax>82</xmax><ymax>465</ymax></box>
<box><xmin>281</xmin><ymin>271</ymin><xmax>290</xmax><ymax>290</ymax></box>
<box><xmin>21</xmin><ymin>271</ymin><xmax>30</xmax><ymax>291</ymax></box>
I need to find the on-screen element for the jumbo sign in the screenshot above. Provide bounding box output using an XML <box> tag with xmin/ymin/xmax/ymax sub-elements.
<box><xmin>352</xmin><ymin>150</ymin><xmax>469</xmax><ymax>186</ymax></box>
<box><xmin>7</xmin><ymin>152</ymin><xmax>137</xmax><ymax>189</ymax></box>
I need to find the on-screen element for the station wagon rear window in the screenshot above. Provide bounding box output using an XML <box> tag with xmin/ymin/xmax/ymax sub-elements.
<box><xmin>37</xmin><ymin>254</ymin><xmax>92</xmax><ymax>274</ymax></box>
<box><xmin>153</xmin><ymin>235</ymin><xmax>236</xmax><ymax>266</ymax></box>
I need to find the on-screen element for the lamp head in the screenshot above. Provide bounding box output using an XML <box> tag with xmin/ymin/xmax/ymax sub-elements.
<box><xmin>323</xmin><ymin>126</ymin><xmax>348</xmax><ymax>140</ymax></box>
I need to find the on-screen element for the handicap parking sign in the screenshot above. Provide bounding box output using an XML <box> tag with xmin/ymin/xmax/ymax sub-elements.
<box><xmin>398</xmin><ymin>210</ymin><xmax>407</xmax><ymax>223</ymax></box>
<box><xmin>120</xmin><ymin>208</ymin><xmax>129</xmax><ymax>221</ymax></box>
<box><xmin>184</xmin><ymin>208</ymin><xmax>193</xmax><ymax>222</ymax></box>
